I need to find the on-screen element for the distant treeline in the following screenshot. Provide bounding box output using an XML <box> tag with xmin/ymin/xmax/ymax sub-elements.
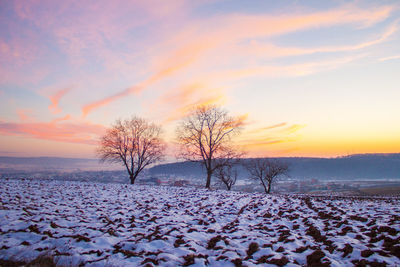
<box><xmin>149</xmin><ymin>154</ymin><xmax>400</xmax><ymax>180</ymax></box>
<box><xmin>1</xmin><ymin>154</ymin><xmax>400</xmax><ymax>180</ymax></box>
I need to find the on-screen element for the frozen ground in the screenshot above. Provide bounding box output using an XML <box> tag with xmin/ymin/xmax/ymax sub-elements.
<box><xmin>0</xmin><ymin>178</ymin><xmax>399</xmax><ymax>266</ymax></box>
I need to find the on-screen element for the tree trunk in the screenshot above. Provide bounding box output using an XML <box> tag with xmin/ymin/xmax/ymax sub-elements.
<box><xmin>129</xmin><ymin>173</ymin><xmax>135</xmax><ymax>184</ymax></box>
<box><xmin>205</xmin><ymin>170</ymin><xmax>212</xmax><ymax>189</ymax></box>
<box><xmin>260</xmin><ymin>179</ymin><xmax>268</xmax><ymax>194</ymax></box>
<box><xmin>267</xmin><ymin>182</ymin><xmax>272</xmax><ymax>194</ymax></box>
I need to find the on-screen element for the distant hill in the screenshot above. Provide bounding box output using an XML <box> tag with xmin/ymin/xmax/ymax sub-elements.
<box><xmin>149</xmin><ymin>153</ymin><xmax>400</xmax><ymax>180</ymax></box>
<box><xmin>0</xmin><ymin>157</ymin><xmax>122</xmax><ymax>172</ymax></box>
<box><xmin>1</xmin><ymin>153</ymin><xmax>399</xmax><ymax>180</ymax></box>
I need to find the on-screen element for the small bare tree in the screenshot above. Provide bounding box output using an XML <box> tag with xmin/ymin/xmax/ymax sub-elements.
<box><xmin>98</xmin><ymin>117</ymin><xmax>165</xmax><ymax>184</ymax></box>
<box><xmin>176</xmin><ymin>105</ymin><xmax>243</xmax><ymax>189</ymax></box>
<box><xmin>245</xmin><ymin>159</ymin><xmax>288</xmax><ymax>194</ymax></box>
<box><xmin>215</xmin><ymin>162</ymin><xmax>238</xmax><ymax>191</ymax></box>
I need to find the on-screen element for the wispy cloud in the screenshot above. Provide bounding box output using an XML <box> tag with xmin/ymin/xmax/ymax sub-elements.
<box><xmin>145</xmin><ymin>83</ymin><xmax>227</xmax><ymax>123</ymax></box>
<box><xmin>51</xmin><ymin>114</ymin><xmax>72</xmax><ymax>123</ymax></box>
<box><xmin>48</xmin><ymin>88</ymin><xmax>71</xmax><ymax>114</ymax></box>
<box><xmin>81</xmin><ymin>86</ymin><xmax>141</xmax><ymax>117</ymax></box>
<box><xmin>240</xmin><ymin>21</ymin><xmax>398</xmax><ymax>59</ymax></box>
<box><xmin>379</xmin><ymin>55</ymin><xmax>400</xmax><ymax>61</ymax></box>
<box><xmin>0</xmin><ymin>117</ymin><xmax>105</xmax><ymax>145</ymax></box>
<box><xmin>283</xmin><ymin>124</ymin><xmax>307</xmax><ymax>134</ymax></box>
<box><xmin>163</xmin><ymin>94</ymin><xmax>226</xmax><ymax>123</ymax></box>
<box><xmin>79</xmin><ymin>4</ymin><xmax>394</xmax><ymax>116</ymax></box>
<box><xmin>240</xmin><ymin>138</ymin><xmax>286</xmax><ymax>147</ymax></box>
<box><xmin>81</xmin><ymin>42</ymin><xmax>213</xmax><ymax>117</ymax></box>
<box><xmin>212</xmin><ymin>4</ymin><xmax>393</xmax><ymax>40</ymax></box>
<box><xmin>16</xmin><ymin>109</ymin><xmax>33</xmax><ymax>122</ymax></box>
<box><xmin>248</xmin><ymin>123</ymin><xmax>288</xmax><ymax>133</ymax></box>
<box><xmin>202</xmin><ymin>53</ymin><xmax>365</xmax><ymax>83</ymax></box>
<box><xmin>1</xmin><ymin>1</ymin><xmax>399</xmax><ymax>158</ymax></box>
<box><xmin>234</xmin><ymin>114</ymin><xmax>249</xmax><ymax>127</ymax></box>
<box><xmin>238</xmin><ymin>122</ymin><xmax>306</xmax><ymax>155</ymax></box>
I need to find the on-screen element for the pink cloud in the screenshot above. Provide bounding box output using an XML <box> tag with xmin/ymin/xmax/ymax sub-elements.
<box><xmin>241</xmin><ymin>21</ymin><xmax>398</xmax><ymax>59</ymax></box>
<box><xmin>16</xmin><ymin>109</ymin><xmax>33</xmax><ymax>122</ymax></box>
<box><xmin>51</xmin><ymin>114</ymin><xmax>72</xmax><ymax>123</ymax></box>
<box><xmin>144</xmin><ymin>82</ymin><xmax>227</xmax><ymax>123</ymax></box>
<box><xmin>5</xmin><ymin>1</ymin><xmax>396</xmax><ymax>124</ymax></box>
<box><xmin>48</xmin><ymin>88</ymin><xmax>71</xmax><ymax>114</ymax></box>
<box><xmin>13</xmin><ymin>0</ymin><xmax>190</xmax><ymax>67</ymax></box>
<box><xmin>81</xmin><ymin>86</ymin><xmax>142</xmax><ymax>117</ymax></box>
<box><xmin>0</xmin><ymin>117</ymin><xmax>105</xmax><ymax>145</ymax></box>
<box><xmin>82</xmin><ymin>42</ymin><xmax>213</xmax><ymax>117</ymax></box>
<box><xmin>0</xmin><ymin>26</ymin><xmax>48</xmax><ymax>85</ymax></box>
<box><xmin>0</xmin><ymin>36</ymin><xmax>39</xmax><ymax>67</ymax></box>
<box><xmin>167</xmin><ymin>4</ymin><xmax>393</xmax><ymax>51</ymax></box>
<box><xmin>82</xmin><ymin>4</ymin><xmax>394</xmax><ymax>116</ymax></box>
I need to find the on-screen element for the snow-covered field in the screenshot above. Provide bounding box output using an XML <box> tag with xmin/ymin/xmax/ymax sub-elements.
<box><xmin>0</xmin><ymin>179</ymin><xmax>399</xmax><ymax>266</ymax></box>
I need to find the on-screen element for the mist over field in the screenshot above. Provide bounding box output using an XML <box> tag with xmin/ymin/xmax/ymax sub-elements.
<box><xmin>2</xmin><ymin>153</ymin><xmax>400</xmax><ymax>180</ymax></box>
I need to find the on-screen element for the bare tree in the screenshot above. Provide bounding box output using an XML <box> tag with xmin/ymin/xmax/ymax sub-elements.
<box><xmin>245</xmin><ymin>159</ymin><xmax>288</xmax><ymax>194</ymax></box>
<box><xmin>98</xmin><ymin>117</ymin><xmax>165</xmax><ymax>184</ymax></box>
<box><xmin>176</xmin><ymin>105</ymin><xmax>243</xmax><ymax>189</ymax></box>
<box><xmin>215</xmin><ymin>162</ymin><xmax>238</xmax><ymax>190</ymax></box>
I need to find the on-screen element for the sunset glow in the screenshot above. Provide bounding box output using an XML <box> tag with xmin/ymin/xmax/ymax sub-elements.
<box><xmin>1</xmin><ymin>1</ymin><xmax>399</xmax><ymax>158</ymax></box>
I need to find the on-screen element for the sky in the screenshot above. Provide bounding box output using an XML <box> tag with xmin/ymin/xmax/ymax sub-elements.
<box><xmin>0</xmin><ymin>0</ymin><xmax>400</xmax><ymax>159</ymax></box>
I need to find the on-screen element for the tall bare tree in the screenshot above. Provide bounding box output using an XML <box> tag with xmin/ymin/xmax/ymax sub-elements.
<box><xmin>245</xmin><ymin>159</ymin><xmax>288</xmax><ymax>194</ymax></box>
<box><xmin>176</xmin><ymin>105</ymin><xmax>243</xmax><ymax>189</ymax></box>
<box><xmin>98</xmin><ymin>117</ymin><xmax>165</xmax><ymax>184</ymax></box>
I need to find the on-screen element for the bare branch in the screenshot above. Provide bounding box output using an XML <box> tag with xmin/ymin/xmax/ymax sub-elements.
<box><xmin>245</xmin><ymin>158</ymin><xmax>289</xmax><ymax>194</ymax></box>
<box><xmin>215</xmin><ymin>160</ymin><xmax>238</xmax><ymax>191</ymax></box>
<box><xmin>97</xmin><ymin>116</ymin><xmax>166</xmax><ymax>184</ymax></box>
<box><xmin>176</xmin><ymin>105</ymin><xmax>243</xmax><ymax>189</ymax></box>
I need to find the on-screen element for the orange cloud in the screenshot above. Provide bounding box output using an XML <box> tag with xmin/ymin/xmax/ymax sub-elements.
<box><xmin>149</xmin><ymin>42</ymin><xmax>213</xmax><ymax>84</ymax></box>
<box><xmin>0</xmin><ymin>118</ymin><xmax>105</xmax><ymax>145</ymax></box>
<box><xmin>77</xmin><ymin>4</ymin><xmax>394</xmax><ymax>117</ymax></box>
<box><xmin>164</xmin><ymin>94</ymin><xmax>226</xmax><ymax>123</ymax></box>
<box><xmin>143</xmin><ymin>81</ymin><xmax>228</xmax><ymax>123</ymax></box>
<box><xmin>157</xmin><ymin>4</ymin><xmax>394</xmax><ymax>85</ymax></box>
<box><xmin>280</xmin><ymin>124</ymin><xmax>306</xmax><ymax>134</ymax></box>
<box><xmin>81</xmin><ymin>86</ymin><xmax>141</xmax><ymax>117</ymax></box>
<box><xmin>238</xmin><ymin>136</ymin><xmax>301</xmax><ymax>156</ymax></box>
<box><xmin>49</xmin><ymin>88</ymin><xmax>71</xmax><ymax>114</ymax></box>
<box><xmin>233</xmin><ymin>113</ymin><xmax>249</xmax><ymax>127</ymax></box>
<box><xmin>238</xmin><ymin>123</ymin><xmax>305</xmax><ymax>155</ymax></box>
<box><xmin>82</xmin><ymin>42</ymin><xmax>214</xmax><ymax>117</ymax></box>
<box><xmin>250</xmin><ymin>123</ymin><xmax>288</xmax><ymax>133</ymax></box>
<box><xmin>239</xmin><ymin>138</ymin><xmax>286</xmax><ymax>148</ymax></box>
